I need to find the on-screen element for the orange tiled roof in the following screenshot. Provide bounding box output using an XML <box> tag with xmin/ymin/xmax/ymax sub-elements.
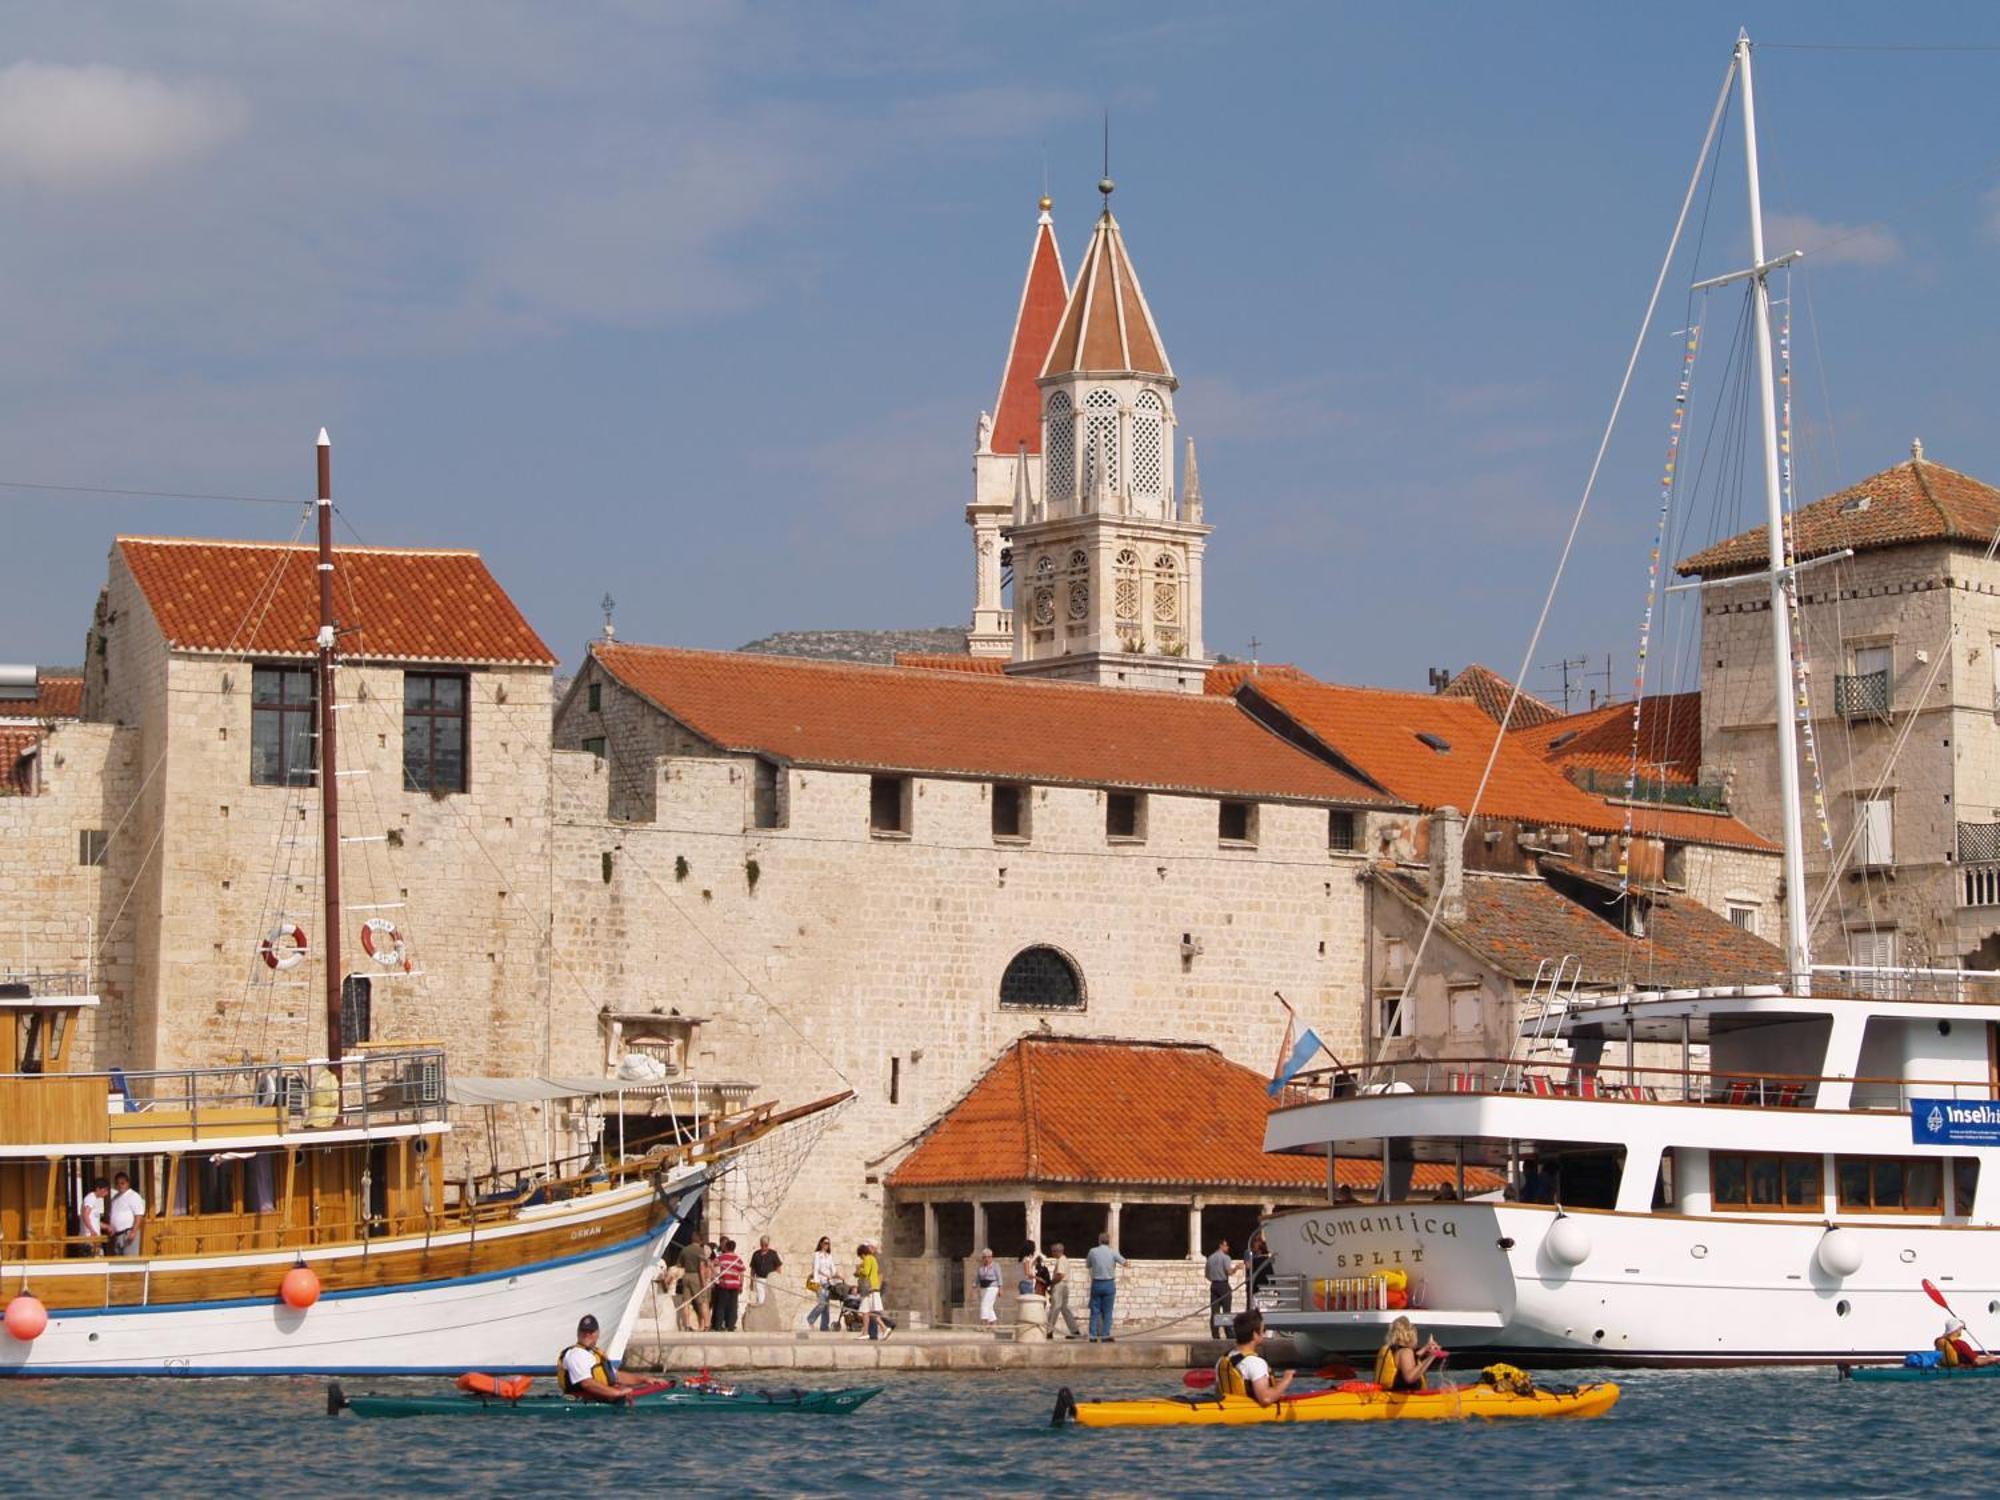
<box><xmin>894</xmin><ymin>652</ymin><xmax>1005</xmax><ymax>675</ymax></box>
<box><xmin>1513</xmin><ymin>691</ymin><xmax>1702</xmax><ymax>788</ymax></box>
<box><xmin>1678</xmin><ymin>451</ymin><xmax>2000</xmax><ymax>576</ymax></box>
<box><xmin>1440</xmin><ymin>664</ymin><xmax>1560</xmax><ymax>728</ymax></box>
<box><xmin>987</xmin><ymin>204</ymin><xmax>1068</xmax><ymax>456</ymax></box>
<box><xmin>1041</xmin><ymin>206</ymin><xmax>1173</xmax><ymax>380</ymax></box>
<box><xmin>592</xmin><ymin>643</ymin><xmax>1392</xmax><ymax>805</ymax></box>
<box><xmin>886</xmin><ymin>1036</ymin><xmax>1482</xmax><ymax>1192</ymax></box>
<box><xmin>0</xmin><ymin>674</ymin><xmax>82</xmax><ymax>720</ymax></box>
<box><xmin>117</xmin><ymin>537</ymin><xmax>555</xmax><ymax>666</ymax></box>
<box><xmin>1379</xmin><ymin>862</ymin><xmax>1784</xmax><ymax>989</ymax></box>
<box><xmin>1236</xmin><ymin>671</ymin><xmax>1771</xmax><ymax>851</ymax></box>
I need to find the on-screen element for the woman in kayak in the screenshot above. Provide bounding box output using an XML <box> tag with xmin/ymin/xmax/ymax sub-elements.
<box><xmin>1215</xmin><ymin>1310</ymin><xmax>1295</xmax><ymax>1406</ymax></box>
<box><xmin>1936</xmin><ymin>1319</ymin><xmax>1998</xmax><ymax>1367</ymax></box>
<box><xmin>1375</xmin><ymin>1316</ymin><xmax>1444</xmax><ymax>1392</ymax></box>
<box><xmin>558</xmin><ymin>1314</ymin><xmax>654</xmax><ymax>1404</ymax></box>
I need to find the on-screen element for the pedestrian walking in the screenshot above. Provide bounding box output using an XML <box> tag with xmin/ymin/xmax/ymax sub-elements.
<box><xmin>807</xmin><ymin>1235</ymin><xmax>837</xmax><ymax>1331</ymax></box>
<box><xmin>712</xmin><ymin>1237</ymin><xmax>746</xmax><ymax>1332</ymax></box>
<box><xmin>1042</xmin><ymin>1241</ymin><xmax>1082</xmax><ymax>1339</ymax></box>
<box><xmin>1084</xmin><ymin>1230</ymin><xmax>1126</xmax><ymax>1341</ymax></box>
<box><xmin>855</xmin><ymin>1240</ymin><xmax>892</xmax><ymax>1341</ymax></box>
<box><xmin>749</xmin><ymin>1234</ymin><xmax>783</xmax><ymax>1320</ymax></box>
<box><xmin>974</xmin><ymin>1248</ymin><xmax>1001</xmax><ymax>1324</ymax></box>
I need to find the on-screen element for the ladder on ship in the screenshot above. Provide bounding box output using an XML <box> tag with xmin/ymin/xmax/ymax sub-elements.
<box><xmin>1502</xmin><ymin>955</ymin><xmax>1581</xmax><ymax>1091</ymax></box>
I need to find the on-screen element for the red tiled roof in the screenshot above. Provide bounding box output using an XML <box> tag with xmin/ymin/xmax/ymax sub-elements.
<box><xmin>1440</xmin><ymin>664</ymin><xmax>1560</xmax><ymax>728</ymax></box>
<box><xmin>592</xmin><ymin>643</ymin><xmax>1392</xmax><ymax>805</ymax></box>
<box><xmin>886</xmin><ymin>1037</ymin><xmax>1482</xmax><ymax>1192</ymax></box>
<box><xmin>1379</xmin><ymin>862</ymin><xmax>1784</xmax><ymax>989</ymax></box>
<box><xmin>1513</xmin><ymin>691</ymin><xmax>1703</xmax><ymax>788</ymax></box>
<box><xmin>1203</xmin><ymin>661</ymin><xmax>1309</xmax><ymax>696</ymax></box>
<box><xmin>988</xmin><ymin>204</ymin><xmax>1068</xmax><ymax>456</ymax></box>
<box><xmin>1042</xmin><ymin>207</ymin><xmax>1173</xmax><ymax>380</ymax></box>
<box><xmin>117</xmin><ymin>537</ymin><xmax>555</xmax><ymax>666</ymax></box>
<box><xmin>0</xmin><ymin>674</ymin><xmax>82</xmax><ymax>720</ymax></box>
<box><xmin>1678</xmin><ymin>452</ymin><xmax>2000</xmax><ymax>576</ymax></box>
<box><xmin>1237</xmin><ymin>671</ymin><xmax>1771</xmax><ymax>851</ymax></box>
<box><xmin>894</xmin><ymin>652</ymin><xmax>1005</xmax><ymax>675</ymax></box>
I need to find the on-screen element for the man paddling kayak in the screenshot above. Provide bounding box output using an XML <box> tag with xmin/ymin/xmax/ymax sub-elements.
<box><xmin>558</xmin><ymin>1315</ymin><xmax>653</xmax><ymax>1404</ymax></box>
<box><xmin>1214</xmin><ymin>1311</ymin><xmax>1294</xmax><ymax>1407</ymax></box>
<box><xmin>1937</xmin><ymin>1320</ymin><xmax>1999</xmax><ymax>1368</ymax></box>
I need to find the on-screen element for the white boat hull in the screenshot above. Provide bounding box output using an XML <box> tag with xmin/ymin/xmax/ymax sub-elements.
<box><xmin>1</xmin><ymin>1178</ymin><xmax>704</xmax><ymax>1377</ymax></box>
<box><xmin>1261</xmin><ymin>1201</ymin><xmax>2000</xmax><ymax>1365</ymax></box>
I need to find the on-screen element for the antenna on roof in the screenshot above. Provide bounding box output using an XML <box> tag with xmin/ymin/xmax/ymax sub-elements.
<box><xmin>600</xmin><ymin>593</ymin><xmax>617</xmax><ymax>641</ymax></box>
<box><xmin>1099</xmin><ymin>112</ymin><xmax>1114</xmax><ymax>204</ymax></box>
<box><xmin>1428</xmin><ymin>667</ymin><xmax>1451</xmax><ymax>694</ymax></box>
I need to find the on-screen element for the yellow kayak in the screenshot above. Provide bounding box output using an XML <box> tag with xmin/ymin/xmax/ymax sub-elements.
<box><xmin>1053</xmin><ymin>1381</ymin><xmax>1620</xmax><ymax>1427</ymax></box>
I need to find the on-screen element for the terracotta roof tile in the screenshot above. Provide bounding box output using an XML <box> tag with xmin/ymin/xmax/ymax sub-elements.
<box><xmin>886</xmin><ymin>1037</ymin><xmax>1483</xmax><ymax>1191</ymax></box>
<box><xmin>1041</xmin><ymin>207</ymin><xmax>1173</xmax><ymax>380</ymax></box>
<box><xmin>1440</xmin><ymin>664</ymin><xmax>1560</xmax><ymax>727</ymax></box>
<box><xmin>893</xmin><ymin>652</ymin><xmax>1006</xmax><ymax>675</ymax></box>
<box><xmin>988</xmin><ymin>206</ymin><xmax>1068</xmax><ymax>456</ymax></box>
<box><xmin>593</xmin><ymin>643</ymin><xmax>1390</xmax><ymax>805</ymax></box>
<box><xmin>0</xmin><ymin>674</ymin><xmax>82</xmax><ymax>720</ymax></box>
<box><xmin>1679</xmin><ymin>452</ymin><xmax>2000</xmax><ymax>575</ymax></box>
<box><xmin>1237</xmin><ymin>671</ymin><xmax>1771</xmax><ymax>852</ymax></box>
<box><xmin>117</xmin><ymin>537</ymin><xmax>555</xmax><ymax>666</ymax></box>
<box><xmin>1381</xmin><ymin>863</ymin><xmax>1784</xmax><ymax>988</ymax></box>
<box><xmin>1513</xmin><ymin>691</ymin><xmax>1703</xmax><ymax>788</ymax></box>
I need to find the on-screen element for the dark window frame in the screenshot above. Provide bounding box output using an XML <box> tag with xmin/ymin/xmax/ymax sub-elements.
<box><xmin>1710</xmin><ymin>1150</ymin><xmax>1823</xmax><ymax>1213</ymax></box>
<box><xmin>991</xmin><ymin>782</ymin><xmax>1029</xmax><ymax>842</ymax></box>
<box><xmin>1328</xmin><ymin>809</ymin><xmax>1357</xmax><ymax>853</ymax></box>
<box><xmin>581</xmin><ymin>736</ymin><xmax>607</xmax><ymax>759</ymax></box>
<box><xmin>998</xmin><ymin>945</ymin><xmax>1086</xmax><ymax>1012</ymax></box>
<box><xmin>250</xmin><ymin>664</ymin><xmax>318</xmax><ymax>788</ymax></box>
<box><xmin>1106</xmin><ymin>790</ymin><xmax>1146</xmax><ymax>842</ymax></box>
<box><xmin>869</xmin><ymin>774</ymin><xmax>910</xmax><ymax>836</ymax></box>
<box><xmin>752</xmin><ymin>757</ymin><xmax>787</xmax><ymax>830</ymax></box>
<box><xmin>1218</xmin><ymin>799</ymin><xmax>1256</xmax><ymax>845</ymax></box>
<box><xmin>403</xmin><ymin>671</ymin><xmax>469</xmax><ymax>795</ymax></box>
<box><xmin>1835</xmin><ymin>1155</ymin><xmax>1944</xmax><ymax>1215</ymax></box>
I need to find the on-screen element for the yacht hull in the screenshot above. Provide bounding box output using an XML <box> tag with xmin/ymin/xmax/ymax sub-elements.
<box><xmin>1261</xmin><ymin>1201</ymin><xmax>2000</xmax><ymax>1366</ymax></box>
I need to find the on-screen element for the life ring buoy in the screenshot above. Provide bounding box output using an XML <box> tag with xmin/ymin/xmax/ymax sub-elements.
<box><xmin>260</xmin><ymin>924</ymin><xmax>308</xmax><ymax>971</ymax></box>
<box><xmin>359</xmin><ymin>918</ymin><xmax>408</xmax><ymax>970</ymax></box>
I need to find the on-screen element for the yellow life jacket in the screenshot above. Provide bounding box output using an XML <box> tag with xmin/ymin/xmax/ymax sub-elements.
<box><xmin>1215</xmin><ymin>1349</ymin><xmax>1251</xmax><ymax>1399</ymax></box>
<box><xmin>1938</xmin><ymin>1336</ymin><xmax>1963</xmax><ymax>1368</ymax></box>
<box><xmin>1373</xmin><ymin>1344</ymin><xmax>1398</xmax><ymax>1388</ymax></box>
<box><xmin>557</xmin><ymin>1343</ymin><xmax>613</xmax><ymax>1396</ymax></box>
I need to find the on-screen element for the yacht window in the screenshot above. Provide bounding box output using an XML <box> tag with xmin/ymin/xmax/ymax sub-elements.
<box><xmin>1953</xmin><ymin>1158</ymin><xmax>1980</xmax><ymax>1217</ymax></box>
<box><xmin>1836</xmin><ymin>1156</ymin><xmax>1942</xmax><ymax>1214</ymax></box>
<box><xmin>1711</xmin><ymin>1151</ymin><xmax>1821</xmax><ymax>1212</ymax></box>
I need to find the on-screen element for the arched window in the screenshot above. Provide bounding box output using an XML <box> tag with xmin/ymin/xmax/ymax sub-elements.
<box><xmin>1044</xmin><ymin>392</ymin><xmax>1074</xmax><ymax>502</ymax></box>
<box><xmin>1085</xmin><ymin>388</ymin><xmax>1119</xmax><ymax>494</ymax></box>
<box><xmin>999</xmin><ymin>945</ymin><xmax>1086</xmax><ymax>1011</ymax></box>
<box><xmin>1153</xmin><ymin>552</ymin><xmax>1180</xmax><ymax>624</ymax></box>
<box><xmin>1132</xmin><ymin>390</ymin><xmax>1164</xmax><ymax>498</ymax></box>
<box><xmin>1114</xmin><ymin>547</ymin><xmax>1141</xmax><ymax>625</ymax></box>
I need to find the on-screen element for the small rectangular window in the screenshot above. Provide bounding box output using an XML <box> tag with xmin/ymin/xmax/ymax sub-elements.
<box><xmin>991</xmin><ymin>783</ymin><xmax>1027</xmax><ymax>840</ymax></box>
<box><xmin>79</xmin><ymin>829</ymin><xmax>109</xmax><ymax>866</ymax></box>
<box><xmin>1856</xmin><ymin>797</ymin><xmax>1893</xmax><ymax>866</ymax></box>
<box><xmin>869</xmin><ymin>775</ymin><xmax>909</xmax><ymax>835</ymax></box>
<box><xmin>1727</xmin><ymin>903</ymin><xmax>1758</xmax><ymax>934</ymax></box>
<box><xmin>1377</xmin><ymin>992</ymin><xmax>1411</xmax><ymax>1040</ymax></box>
<box><xmin>1710</xmin><ymin>1151</ymin><xmax>1821</xmax><ymax>1212</ymax></box>
<box><xmin>752</xmin><ymin>757</ymin><xmax>786</xmax><ymax>829</ymax></box>
<box><xmin>1328</xmin><ymin>810</ymin><xmax>1357</xmax><ymax>852</ymax></box>
<box><xmin>250</xmin><ymin>665</ymin><xmax>317</xmax><ymax>787</ymax></box>
<box><xmin>586</xmin><ymin>681</ymin><xmax>602</xmax><ymax>713</ymax></box>
<box><xmin>582</xmin><ymin>736</ymin><xmax>606</xmax><ymax>759</ymax></box>
<box><xmin>403</xmin><ymin>672</ymin><xmax>468</xmax><ymax>795</ymax></box>
<box><xmin>1218</xmin><ymin>800</ymin><xmax>1255</xmax><ymax>844</ymax></box>
<box><xmin>1106</xmin><ymin>791</ymin><xmax>1144</xmax><ymax>841</ymax></box>
<box><xmin>1837</xmin><ymin>1155</ymin><xmax>1943</xmax><ymax>1214</ymax></box>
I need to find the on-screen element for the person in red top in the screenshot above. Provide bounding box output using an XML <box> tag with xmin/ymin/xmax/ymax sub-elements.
<box><xmin>711</xmin><ymin>1237</ymin><xmax>747</xmax><ymax>1332</ymax></box>
<box><xmin>1936</xmin><ymin>1318</ymin><xmax>1998</xmax><ymax>1367</ymax></box>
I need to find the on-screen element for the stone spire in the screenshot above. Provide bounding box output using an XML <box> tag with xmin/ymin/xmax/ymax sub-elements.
<box><xmin>1183</xmin><ymin>437</ymin><xmax>1202</xmax><ymax>523</ymax></box>
<box><xmin>1040</xmin><ymin>185</ymin><xmax>1173</xmax><ymax>382</ymax></box>
<box><xmin>987</xmin><ymin>196</ymin><xmax>1070</xmax><ymax>457</ymax></box>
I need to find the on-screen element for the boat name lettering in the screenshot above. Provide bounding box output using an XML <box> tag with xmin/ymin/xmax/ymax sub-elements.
<box><xmin>1299</xmin><ymin>1213</ymin><xmax>1457</xmax><ymax>1245</ymax></box>
<box><xmin>569</xmin><ymin>1225</ymin><xmax>604</xmax><ymax>1241</ymax></box>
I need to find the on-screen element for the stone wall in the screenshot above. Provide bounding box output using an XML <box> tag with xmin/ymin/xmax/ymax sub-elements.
<box><xmin>546</xmin><ymin>689</ymin><xmax>1373</xmax><ymax>1261</ymax></box>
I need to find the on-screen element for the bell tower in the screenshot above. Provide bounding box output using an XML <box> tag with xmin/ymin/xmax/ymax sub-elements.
<box><xmin>1003</xmin><ymin>178</ymin><xmax>1211</xmax><ymax>692</ymax></box>
<box><xmin>967</xmin><ymin>196</ymin><xmax>1068</xmax><ymax>659</ymax></box>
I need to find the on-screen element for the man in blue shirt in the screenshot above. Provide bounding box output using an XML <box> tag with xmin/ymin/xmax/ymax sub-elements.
<box><xmin>1084</xmin><ymin>1231</ymin><xmax>1126</xmax><ymax>1342</ymax></box>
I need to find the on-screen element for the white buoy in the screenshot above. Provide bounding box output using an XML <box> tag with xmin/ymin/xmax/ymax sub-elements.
<box><xmin>1816</xmin><ymin>1227</ymin><xmax>1863</xmax><ymax>1279</ymax></box>
<box><xmin>1545</xmin><ymin>1213</ymin><xmax>1592</xmax><ymax>1267</ymax></box>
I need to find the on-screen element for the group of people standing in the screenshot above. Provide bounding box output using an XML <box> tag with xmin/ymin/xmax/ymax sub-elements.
<box><xmin>75</xmin><ymin>1172</ymin><xmax>147</xmax><ymax>1256</ymax></box>
<box><xmin>1203</xmin><ymin>1232</ymin><xmax>1273</xmax><ymax>1337</ymax></box>
<box><xmin>663</xmin><ymin>1233</ymin><xmax>784</xmax><ymax>1333</ymax></box>
<box><xmin>971</xmin><ymin>1233</ymin><xmax>1128</xmax><ymax>1342</ymax></box>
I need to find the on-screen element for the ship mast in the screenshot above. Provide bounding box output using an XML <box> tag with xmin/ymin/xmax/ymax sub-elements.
<box><xmin>1733</xmin><ymin>33</ymin><xmax>1812</xmax><ymax>992</ymax></box>
<box><xmin>315</xmin><ymin>428</ymin><xmax>345</xmax><ymax>1063</ymax></box>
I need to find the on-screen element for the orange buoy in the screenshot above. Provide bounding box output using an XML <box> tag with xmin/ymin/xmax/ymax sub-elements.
<box><xmin>280</xmin><ymin>1265</ymin><xmax>321</xmax><ymax>1309</ymax></box>
<box><xmin>3</xmin><ymin>1294</ymin><xmax>48</xmax><ymax>1341</ymax></box>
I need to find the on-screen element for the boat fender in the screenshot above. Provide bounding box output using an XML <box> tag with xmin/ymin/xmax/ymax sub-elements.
<box><xmin>280</xmin><ymin>1265</ymin><xmax>321</xmax><ymax>1309</ymax></box>
<box><xmin>1544</xmin><ymin>1214</ymin><xmax>1592</xmax><ymax>1268</ymax></box>
<box><xmin>1815</xmin><ymin>1227</ymin><xmax>1863</xmax><ymax>1279</ymax></box>
<box><xmin>3</xmin><ymin>1294</ymin><xmax>48</xmax><ymax>1342</ymax></box>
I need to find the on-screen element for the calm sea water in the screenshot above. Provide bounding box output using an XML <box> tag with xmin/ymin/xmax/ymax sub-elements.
<box><xmin>0</xmin><ymin>1366</ymin><xmax>1986</xmax><ymax>1497</ymax></box>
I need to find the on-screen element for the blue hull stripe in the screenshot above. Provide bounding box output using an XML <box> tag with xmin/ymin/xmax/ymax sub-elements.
<box><xmin>40</xmin><ymin>1224</ymin><xmax>669</xmax><ymax>1322</ymax></box>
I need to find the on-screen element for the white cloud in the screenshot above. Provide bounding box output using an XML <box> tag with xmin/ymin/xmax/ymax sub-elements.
<box><xmin>1765</xmin><ymin>211</ymin><xmax>1901</xmax><ymax>269</ymax></box>
<box><xmin>0</xmin><ymin>62</ymin><xmax>245</xmax><ymax>187</ymax></box>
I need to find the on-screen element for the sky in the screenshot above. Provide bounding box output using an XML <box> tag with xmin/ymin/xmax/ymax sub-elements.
<box><xmin>6</xmin><ymin>2</ymin><xmax>2000</xmax><ymax>705</ymax></box>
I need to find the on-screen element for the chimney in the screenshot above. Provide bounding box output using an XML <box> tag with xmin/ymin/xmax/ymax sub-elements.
<box><xmin>1429</xmin><ymin>805</ymin><xmax>1466</xmax><ymax>922</ymax></box>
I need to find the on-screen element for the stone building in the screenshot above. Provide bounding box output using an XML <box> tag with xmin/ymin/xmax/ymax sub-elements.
<box><xmin>1679</xmin><ymin>445</ymin><xmax>2000</xmax><ymax>975</ymax></box>
<box><xmin>5</xmin><ymin>535</ymin><xmax>560</xmax><ymax>1075</ymax></box>
<box><xmin>548</xmin><ymin>641</ymin><xmax>1396</xmax><ymax>1271</ymax></box>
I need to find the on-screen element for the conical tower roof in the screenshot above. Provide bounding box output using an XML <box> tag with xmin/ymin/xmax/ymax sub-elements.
<box><xmin>987</xmin><ymin>197</ymin><xmax>1069</xmax><ymax>456</ymax></box>
<box><xmin>1041</xmin><ymin>192</ymin><xmax>1174</xmax><ymax>382</ymax></box>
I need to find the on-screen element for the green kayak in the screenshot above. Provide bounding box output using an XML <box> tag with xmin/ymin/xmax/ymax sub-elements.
<box><xmin>328</xmin><ymin>1380</ymin><xmax>882</xmax><ymax>1418</ymax></box>
<box><xmin>1841</xmin><ymin>1363</ymin><xmax>2000</xmax><ymax>1383</ymax></box>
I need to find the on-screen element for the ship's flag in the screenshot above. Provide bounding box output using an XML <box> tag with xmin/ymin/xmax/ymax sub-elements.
<box><xmin>1268</xmin><ymin>1026</ymin><xmax>1326</xmax><ymax>1097</ymax></box>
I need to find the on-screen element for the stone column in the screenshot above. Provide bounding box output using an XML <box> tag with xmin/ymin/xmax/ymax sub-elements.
<box><xmin>1106</xmin><ymin>1199</ymin><xmax>1122</xmax><ymax>1246</ymax></box>
<box><xmin>972</xmin><ymin>1200</ymin><xmax>988</xmax><ymax>1253</ymax></box>
<box><xmin>922</xmin><ymin>1201</ymin><xmax>938</xmax><ymax>1259</ymax></box>
<box><xmin>1025</xmin><ymin>1195</ymin><xmax>1043</xmax><ymax>1250</ymax></box>
<box><xmin>1186</xmin><ymin>1199</ymin><xmax>1203</xmax><ymax>1261</ymax></box>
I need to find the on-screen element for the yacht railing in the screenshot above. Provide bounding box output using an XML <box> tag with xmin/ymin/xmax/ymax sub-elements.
<box><xmin>1284</xmin><ymin>1056</ymin><xmax>1992</xmax><ymax>1111</ymax></box>
<box><xmin>0</xmin><ymin>968</ymin><xmax>91</xmax><ymax>996</ymax></box>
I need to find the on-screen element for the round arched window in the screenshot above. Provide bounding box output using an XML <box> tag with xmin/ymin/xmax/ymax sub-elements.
<box><xmin>999</xmin><ymin>946</ymin><xmax>1085</xmax><ymax>1011</ymax></box>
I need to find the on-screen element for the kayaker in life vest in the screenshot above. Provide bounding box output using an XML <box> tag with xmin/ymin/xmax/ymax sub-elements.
<box><xmin>558</xmin><ymin>1314</ymin><xmax>652</xmax><ymax>1404</ymax></box>
<box><xmin>1214</xmin><ymin>1310</ymin><xmax>1294</xmax><ymax>1406</ymax></box>
<box><xmin>1936</xmin><ymin>1319</ymin><xmax>1998</xmax><ymax>1368</ymax></box>
<box><xmin>1374</xmin><ymin>1315</ymin><xmax>1443</xmax><ymax>1392</ymax></box>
